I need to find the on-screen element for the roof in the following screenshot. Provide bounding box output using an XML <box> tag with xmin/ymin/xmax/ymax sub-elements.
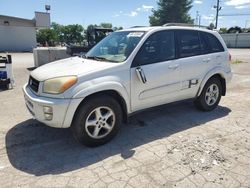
<box><xmin>121</xmin><ymin>25</ymin><xmax>215</xmax><ymax>34</ymax></box>
<box><xmin>0</xmin><ymin>15</ymin><xmax>35</xmax><ymax>27</ymax></box>
<box><xmin>0</xmin><ymin>15</ymin><xmax>34</xmax><ymax>23</ymax></box>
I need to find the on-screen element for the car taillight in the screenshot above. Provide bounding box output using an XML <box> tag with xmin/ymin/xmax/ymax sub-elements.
<box><xmin>229</xmin><ymin>53</ymin><xmax>232</xmax><ymax>61</ymax></box>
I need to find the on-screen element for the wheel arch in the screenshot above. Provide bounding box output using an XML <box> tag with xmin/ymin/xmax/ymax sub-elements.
<box><xmin>72</xmin><ymin>89</ymin><xmax>129</xmax><ymax>125</ymax></box>
<box><xmin>197</xmin><ymin>70</ymin><xmax>227</xmax><ymax>97</ymax></box>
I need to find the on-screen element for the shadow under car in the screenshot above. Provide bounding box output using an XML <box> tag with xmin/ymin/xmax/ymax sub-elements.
<box><xmin>5</xmin><ymin>100</ymin><xmax>231</xmax><ymax>176</ymax></box>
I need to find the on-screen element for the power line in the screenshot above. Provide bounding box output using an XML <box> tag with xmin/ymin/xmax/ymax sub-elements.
<box><xmin>220</xmin><ymin>13</ymin><xmax>250</xmax><ymax>16</ymax></box>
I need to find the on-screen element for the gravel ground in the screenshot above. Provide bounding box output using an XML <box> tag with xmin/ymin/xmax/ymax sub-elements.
<box><xmin>0</xmin><ymin>50</ymin><xmax>250</xmax><ymax>188</ymax></box>
<box><xmin>229</xmin><ymin>48</ymin><xmax>250</xmax><ymax>63</ymax></box>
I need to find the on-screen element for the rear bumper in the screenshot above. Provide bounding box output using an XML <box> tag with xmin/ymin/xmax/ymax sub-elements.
<box><xmin>225</xmin><ymin>70</ymin><xmax>233</xmax><ymax>83</ymax></box>
<box><xmin>23</xmin><ymin>84</ymin><xmax>82</xmax><ymax>128</ymax></box>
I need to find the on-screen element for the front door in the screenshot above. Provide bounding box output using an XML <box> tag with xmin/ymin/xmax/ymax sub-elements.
<box><xmin>130</xmin><ymin>30</ymin><xmax>181</xmax><ymax>112</ymax></box>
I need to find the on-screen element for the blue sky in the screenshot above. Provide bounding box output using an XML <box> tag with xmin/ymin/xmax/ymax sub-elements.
<box><xmin>1</xmin><ymin>0</ymin><xmax>250</xmax><ymax>28</ymax></box>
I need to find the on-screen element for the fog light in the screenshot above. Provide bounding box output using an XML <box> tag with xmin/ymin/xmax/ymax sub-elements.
<box><xmin>43</xmin><ymin>106</ymin><xmax>53</xmax><ymax>120</ymax></box>
<box><xmin>43</xmin><ymin>106</ymin><xmax>53</xmax><ymax>114</ymax></box>
<box><xmin>44</xmin><ymin>113</ymin><xmax>53</xmax><ymax>121</ymax></box>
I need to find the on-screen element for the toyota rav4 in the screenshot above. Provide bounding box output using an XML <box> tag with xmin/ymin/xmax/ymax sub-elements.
<box><xmin>23</xmin><ymin>26</ymin><xmax>232</xmax><ymax>146</ymax></box>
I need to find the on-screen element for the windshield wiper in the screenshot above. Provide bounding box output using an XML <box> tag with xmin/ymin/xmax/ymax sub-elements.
<box><xmin>84</xmin><ymin>56</ymin><xmax>107</xmax><ymax>61</ymax></box>
<box><xmin>84</xmin><ymin>56</ymin><xmax>118</xmax><ymax>63</ymax></box>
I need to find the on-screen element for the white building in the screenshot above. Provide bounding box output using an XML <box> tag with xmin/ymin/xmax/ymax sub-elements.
<box><xmin>0</xmin><ymin>12</ymin><xmax>50</xmax><ymax>52</ymax></box>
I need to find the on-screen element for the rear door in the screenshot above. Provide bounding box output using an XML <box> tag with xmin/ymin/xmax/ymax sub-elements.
<box><xmin>200</xmin><ymin>32</ymin><xmax>226</xmax><ymax>67</ymax></box>
<box><xmin>176</xmin><ymin>30</ymin><xmax>212</xmax><ymax>98</ymax></box>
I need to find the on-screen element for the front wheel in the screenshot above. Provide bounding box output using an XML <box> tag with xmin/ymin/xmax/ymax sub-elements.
<box><xmin>194</xmin><ymin>77</ymin><xmax>222</xmax><ymax>111</ymax></box>
<box><xmin>71</xmin><ymin>95</ymin><xmax>122</xmax><ymax>147</ymax></box>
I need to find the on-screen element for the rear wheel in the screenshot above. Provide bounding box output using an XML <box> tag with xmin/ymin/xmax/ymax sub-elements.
<box><xmin>71</xmin><ymin>95</ymin><xmax>122</xmax><ymax>147</ymax></box>
<box><xmin>194</xmin><ymin>77</ymin><xmax>222</xmax><ymax>111</ymax></box>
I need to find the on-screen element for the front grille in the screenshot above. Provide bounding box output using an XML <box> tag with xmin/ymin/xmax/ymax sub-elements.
<box><xmin>29</xmin><ymin>76</ymin><xmax>39</xmax><ymax>93</ymax></box>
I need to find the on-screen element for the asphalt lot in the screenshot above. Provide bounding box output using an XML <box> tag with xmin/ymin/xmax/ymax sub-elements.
<box><xmin>0</xmin><ymin>49</ymin><xmax>250</xmax><ymax>187</ymax></box>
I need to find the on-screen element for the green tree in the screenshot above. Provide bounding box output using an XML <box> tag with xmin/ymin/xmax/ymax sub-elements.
<box><xmin>36</xmin><ymin>29</ymin><xmax>57</xmax><ymax>46</ymax></box>
<box><xmin>100</xmin><ymin>23</ymin><xmax>113</xmax><ymax>28</ymax></box>
<box><xmin>85</xmin><ymin>24</ymin><xmax>98</xmax><ymax>44</ymax></box>
<box><xmin>113</xmin><ymin>26</ymin><xmax>123</xmax><ymax>31</ymax></box>
<box><xmin>219</xmin><ymin>28</ymin><xmax>227</xmax><ymax>34</ymax></box>
<box><xmin>62</xmin><ymin>24</ymin><xmax>84</xmax><ymax>44</ymax></box>
<box><xmin>51</xmin><ymin>22</ymin><xmax>64</xmax><ymax>43</ymax></box>
<box><xmin>227</xmin><ymin>26</ymin><xmax>242</xmax><ymax>33</ymax></box>
<box><xmin>149</xmin><ymin>0</ymin><xmax>193</xmax><ymax>26</ymax></box>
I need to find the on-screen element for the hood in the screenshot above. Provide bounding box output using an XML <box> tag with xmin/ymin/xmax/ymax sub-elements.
<box><xmin>31</xmin><ymin>57</ymin><xmax>119</xmax><ymax>81</ymax></box>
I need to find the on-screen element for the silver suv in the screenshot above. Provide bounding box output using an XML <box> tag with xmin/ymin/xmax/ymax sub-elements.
<box><xmin>23</xmin><ymin>25</ymin><xmax>232</xmax><ymax>146</ymax></box>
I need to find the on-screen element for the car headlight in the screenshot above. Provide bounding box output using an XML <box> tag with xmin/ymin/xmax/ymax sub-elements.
<box><xmin>43</xmin><ymin>76</ymin><xmax>77</xmax><ymax>94</ymax></box>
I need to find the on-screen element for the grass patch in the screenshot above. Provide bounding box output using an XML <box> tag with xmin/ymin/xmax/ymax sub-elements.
<box><xmin>231</xmin><ymin>59</ymin><xmax>243</xmax><ymax>64</ymax></box>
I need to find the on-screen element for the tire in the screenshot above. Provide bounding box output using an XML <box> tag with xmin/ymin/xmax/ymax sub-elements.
<box><xmin>194</xmin><ymin>77</ymin><xmax>222</xmax><ymax>111</ymax></box>
<box><xmin>71</xmin><ymin>95</ymin><xmax>122</xmax><ymax>147</ymax></box>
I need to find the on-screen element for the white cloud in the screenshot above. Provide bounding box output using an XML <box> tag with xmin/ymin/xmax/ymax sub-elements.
<box><xmin>112</xmin><ymin>14</ymin><xmax>120</xmax><ymax>18</ymax></box>
<box><xmin>112</xmin><ymin>11</ymin><xmax>124</xmax><ymax>18</ymax></box>
<box><xmin>235</xmin><ymin>4</ymin><xmax>250</xmax><ymax>8</ymax></box>
<box><xmin>202</xmin><ymin>14</ymin><xmax>223</xmax><ymax>23</ymax></box>
<box><xmin>225</xmin><ymin>0</ymin><xmax>250</xmax><ymax>6</ymax></box>
<box><xmin>142</xmin><ymin>5</ymin><xmax>154</xmax><ymax>11</ymax></box>
<box><xmin>202</xmin><ymin>14</ymin><xmax>214</xmax><ymax>21</ymax></box>
<box><xmin>122</xmin><ymin>4</ymin><xmax>154</xmax><ymax>17</ymax></box>
<box><xmin>129</xmin><ymin>11</ymin><xmax>138</xmax><ymax>17</ymax></box>
<box><xmin>194</xmin><ymin>0</ymin><xmax>203</xmax><ymax>4</ymax></box>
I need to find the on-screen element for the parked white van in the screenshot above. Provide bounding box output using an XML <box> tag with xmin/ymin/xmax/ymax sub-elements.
<box><xmin>23</xmin><ymin>25</ymin><xmax>232</xmax><ymax>146</ymax></box>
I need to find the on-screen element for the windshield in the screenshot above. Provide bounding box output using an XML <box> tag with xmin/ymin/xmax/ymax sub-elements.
<box><xmin>85</xmin><ymin>31</ymin><xmax>145</xmax><ymax>63</ymax></box>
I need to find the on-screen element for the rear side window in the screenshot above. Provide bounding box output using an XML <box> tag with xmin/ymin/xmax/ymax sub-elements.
<box><xmin>201</xmin><ymin>32</ymin><xmax>224</xmax><ymax>53</ymax></box>
<box><xmin>133</xmin><ymin>31</ymin><xmax>175</xmax><ymax>66</ymax></box>
<box><xmin>199</xmin><ymin>32</ymin><xmax>210</xmax><ymax>54</ymax></box>
<box><xmin>177</xmin><ymin>30</ymin><xmax>201</xmax><ymax>58</ymax></box>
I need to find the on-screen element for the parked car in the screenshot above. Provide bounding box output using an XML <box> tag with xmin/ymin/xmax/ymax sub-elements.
<box><xmin>23</xmin><ymin>25</ymin><xmax>232</xmax><ymax>146</ymax></box>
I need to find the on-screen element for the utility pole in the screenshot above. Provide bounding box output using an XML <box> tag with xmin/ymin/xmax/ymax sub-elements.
<box><xmin>196</xmin><ymin>11</ymin><xmax>199</xmax><ymax>25</ymax></box>
<box><xmin>195</xmin><ymin>11</ymin><xmax>201</xmax><ymax>27</ymax></box>
<box><xmin>214</xmin><ymin>0</ymin><xmax>221</xmax><ymax>29</ymax></box>
<box><xmin>199</xmin><ymin>15</ymin><xmax>201</xmax><ymax>27</ymax></box>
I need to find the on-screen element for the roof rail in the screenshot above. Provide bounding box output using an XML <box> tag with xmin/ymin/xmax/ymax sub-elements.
<box><xmin>130</xmin><ymin>26</ymin><xmax>147</xmax><ymax>28</ymax></box>
<box><xmin>163</xmin><ymin>23</ymin><xmax>211</xmax><ymax>30</ymax></box>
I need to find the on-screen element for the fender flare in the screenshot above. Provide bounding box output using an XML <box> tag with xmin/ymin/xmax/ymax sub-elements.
<box><xmin>197</xmin><ymin>66</ymin><xmax>227</xmax><ymax>97</ymax></box>
<box><xmin>72</xmin><ymin>81</ymin><xmax>130</xmax><ymax>112</ymax></box>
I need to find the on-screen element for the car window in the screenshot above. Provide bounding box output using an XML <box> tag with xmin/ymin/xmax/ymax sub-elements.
<box><xmin>202</xmin><ymin>32</ymin><xmax>224</xmax><ymax>53</ymax></box>
<box><xmin>86</xmin><ymin>31</ymin><xmax>145</xmax><ymax>63</ymax></box>
<box><xmin>133</xmin><ymin>31</ymin><xmax>175</xmax><ymax>66</ymax></box>
<box><xmin>199</xmin><ymin>32</ymin><xmax>210</xmax><ymax>54</ymax></box>
<box><xmin>177</xmin><ymin>30</ymin><xmax>201</xmax><ymax>58</ymax></box>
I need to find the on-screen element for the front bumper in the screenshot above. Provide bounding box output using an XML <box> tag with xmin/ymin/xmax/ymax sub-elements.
<box><xmin>23</xmin><ymin>84</ymin><xmax>81</xmax><ymax>128</ymax></box>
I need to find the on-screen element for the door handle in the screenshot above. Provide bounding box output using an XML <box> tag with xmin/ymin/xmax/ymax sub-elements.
<box><xmin>135</xmin><ymin>67</ymin><xmax>147</xmax><ymax>84</ymax></box>
<box><xmin>168</xmin><ymin>64</ymin><xmax>179</xmax><ymax>69</ymax></box>
<box><xmin>202</xmin><ymin>58</ymin><xmax>211</xmax><ymax>63</ymax></box>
